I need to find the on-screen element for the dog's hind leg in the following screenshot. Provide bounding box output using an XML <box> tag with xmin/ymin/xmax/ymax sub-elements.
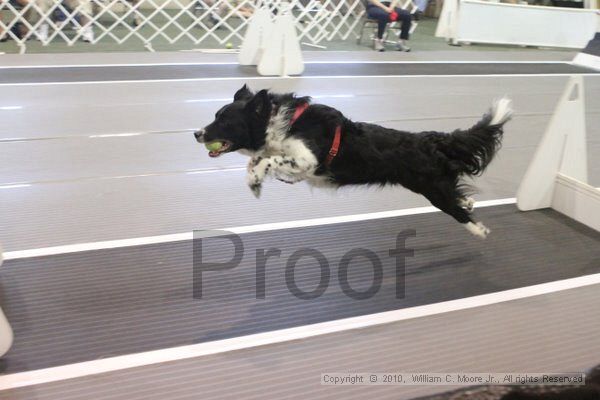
<box><xmin>441</xmin><ymin>203</ymin><xmax>490</xmax><ymax>239</ymax></box>
<box><xmin>459</xmin><ymin>196</ymin><xmax>475</xmax><ymax>212</ymax></box>
<box><xmin>422</xmin><ymin>188</ymin><xmax>489</xmax><ymax>239</ymax></box>
<box><xmin>463</xmin><ymin>220</ymin><xmax>490</xmax><ymax>239</ymax></box>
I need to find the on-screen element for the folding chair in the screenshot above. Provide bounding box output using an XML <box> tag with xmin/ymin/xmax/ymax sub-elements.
<box><xmin>356</xmin><ymin>0</ymin><xmax>418</xmax><ymax>46</ymax></box>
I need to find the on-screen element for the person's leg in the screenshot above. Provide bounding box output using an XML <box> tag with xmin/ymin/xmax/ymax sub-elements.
<box><xmin>11</xmin><ymin>0</ymin><xmax>31</xmax><ymax>39</ymax></box>
<box><xmin>366</xmin><ymin>5</ymin><xmax>389</xmax><ymax>51</ymax></box>
<box><xmin>63</xmin><ymin>0</ymin><xmax>94</xmax><ymax>42</ymax></box>
<box><xmin>393</xmin><ymin>7</ymin><xmax>411</xmax><ymax>51</ymax></box>
<box><xmin>27</xmin><ymin>0</ymin><xmax>51</xmax><ymax>41</ymax></box>
<box><xmin>366</xmin><ymin>6</ymin><xmax>388</xmax><ymax>39</ymax></box>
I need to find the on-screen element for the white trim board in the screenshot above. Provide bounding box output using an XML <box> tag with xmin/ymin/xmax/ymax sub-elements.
<box><xmin>573</xmin><ymin>53</ymin><xmax>600</xmax><ymax>71</ymax></box>
<box><xmin>0</xmin><ymin>272</ymin><xmax>598</xmax><ymax>390</ymax></box>
<box><xmin>0</xmin><ymin>73</ymin><xmax>597</xmax><ymax>87</ymax></box>
<box><xmin>2</xmin><ymin>198</ymin><xmax>516</xmax><ymax>260</ymax></box>
<box><xmin>553</xmin><ymin>173</ymin><xmax>600</xmax><ymax>232</ymax></box>
<box><xmin>0</xmin><ymin>61</ymin><xmax>574</xmax><ymax>69</ymax></box>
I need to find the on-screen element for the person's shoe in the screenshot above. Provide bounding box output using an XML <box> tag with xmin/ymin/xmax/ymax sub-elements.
<box><xmin>396</xmin><ymin>41</ymin><xmax>411</xmax><ymax>52</ymax></box>
<box><xmin>131</xmin><ymin>15</ymin><xmax>142</xmax><ymax>27</ymax></box>
<box><xmin>374</xmin><ymin>38</ymin><xmax>385</xmax><ymax>52</ymax></box>
<box><xmin>36</xmin><ymin>23</ymin><xmax>49</xmax><ymax>42</ymax></box>
<box><xmin>80</xmin><ymin>26</ymin><xmax>94</xmax><ymax>43</ymax></box>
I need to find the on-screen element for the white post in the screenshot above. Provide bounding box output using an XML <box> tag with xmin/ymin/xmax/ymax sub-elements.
<box><xmin>435</xmin><ymin>0</ymin><xmax>459</xmax><ymax>42</ymax></box>
<box><xmin>257</xmin><ymin>2</ymin><xmax>304</xmax><ymax>76</ymax></box>
<box><xmin>0</xmin><ymin>243</ymin><xmax>13</xmax><ymax>358</ymax></box>
<box><xmin>516</xmin><ymin>75</ymin><xmax>600</xmax><ymax>232</ymax></box>
<box><xmin>0</xmin><ymin>309</ymin><xmax>12</xmax><ymax>358</ymax></box>
<box><xmin>517</xmin><ymin>76</ymin><xmax>587</xmax><ymax>211</ymax></box>
<box><xmin>239</xmin><ymin>7</ymin><xmax>274</xmax><ymax>66</ymax></box>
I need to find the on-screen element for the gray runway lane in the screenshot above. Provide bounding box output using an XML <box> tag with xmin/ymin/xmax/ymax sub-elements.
<box><xmin>0</xmin><ymin>62</ymin><xmax>595</xmax><ymax>84</ymax></box>
<box><xmin>2</xmin><ymin>283</ymin><xmax>598</xmax><ymax>400</ymax></box>
<box><xmin>0</xmin><ymin>49</ymin><xmax>577</xmax><ymax>68</ymax></box>
<box><xmin>0</xmin><ymin>76</ymin><xmax>598</xmax><ymax>251</ymax></box>
<box><xmin>1</xmin><ymin>205</ymin><xmax>599</xmax><ymax>373</ymax></box>
<box><xmin>3</xmin><ymin>75</ymin><xmax>588</xmax><ymax>140</ymax></box>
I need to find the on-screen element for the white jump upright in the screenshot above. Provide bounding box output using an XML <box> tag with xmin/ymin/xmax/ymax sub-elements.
<box><xmin>0</xmin><ymin>244</ymin><xmax>14</xmax><ymax>358</ymax></box>
<box><xmin>238</xmin><ymin>7</ymin><xmax>274</xmax><ymax>66</ymax></box>
<box><xmin>573</xmin><ymin>33</ymin><xmax>600</xmax><ymax>71</ymax></box>
<box><xmin>517</xmin><ymin>75</ymin><xmax>600</xmax><ymax>232</ymax></box>
<box><xmin>257</xmin><ymin>2</ymin><xmax>304</xmax><ymax>76</ymax></box>
<box><xmin>435</xmin><ymin>0</ymin><xmax>459</xmax><ymax>44</ymax></box>
<box><xmin>239</xmin><ymin>2</ymin><xmax>304</xmax><ymax>76</ymax></box>
<box><xmin>0</xmin><ymin>309</ymin><xmax>12</xmax><ymax>358</ymax></box>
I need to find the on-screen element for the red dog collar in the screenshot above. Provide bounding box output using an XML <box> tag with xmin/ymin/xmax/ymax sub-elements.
<box><xmin>325</xmin><ymin>125</ymin><xmax>342</xmax><ymax>166</ymax></box>
<box><xmin>290</xmin><ymin>103</ymin><xmax>341</xmax><ymax>167</ymax></box>
<box><xmin>290</xmin><ymin>102</ymin><xmax>309</xmax><ymax>126</ymax></box>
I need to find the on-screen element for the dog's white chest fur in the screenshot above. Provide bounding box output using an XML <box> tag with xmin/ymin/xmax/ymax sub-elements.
<box><xmin>243</xmin><ymin>106</ymin><xmax>335</xmax><ymax>191</ymax></box>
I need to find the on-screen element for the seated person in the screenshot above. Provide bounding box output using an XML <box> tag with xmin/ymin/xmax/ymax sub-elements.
<box><xmin>61</xmin><ymin>0</ymin><xmax>95</xmax><ymax>42</ymax></box>
<box><xmin>365</xmin><ymin>0</ymin><xmax>411</xmax><ymax>52</ymax></box>
<box><xmin>34</xmin><ymin>0</ymin><xmax>94</xmax><ymax>42</ymax></box>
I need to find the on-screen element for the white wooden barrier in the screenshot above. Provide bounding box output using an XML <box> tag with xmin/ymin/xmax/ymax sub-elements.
<box><xmin>0</xmin><ymin>310</ymin><xmax>12</xmax><ymax>358</ymax></box>
<box><xmin>517</xmin><ymin>75</ymin><xmax>600</xmax><ymax>233</ymax></box>
<box><xmin>238</xmin><ymin>7</ymin><xmax>273</xmax><ymax>66</ymax></box>
<box><xmin>257</xmin><ymin>7</ymin><xmax>304</xmax><ymax>76</ymax></box>
<box><xmin>239</xmin><ymin>3</ymin><xmax>304</xmax><ymax>76</ymax></box>
<box><xmin>0</xmin><ymin>244</ymin><xmax>14</xmax><ymax>358</ymax></box>
<box><xmin>573</xmin><ymin>32</ymin><xmax>600</xmax><ymax>71</ymax></box>
<box><xmin>437</xmin><ymin>0</ymin><xmax>598</xmax><ymax>49</ymax></box>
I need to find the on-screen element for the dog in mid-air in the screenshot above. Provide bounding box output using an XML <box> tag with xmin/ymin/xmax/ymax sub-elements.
<box><xmin>194</xmin><ymin>85</ymin><xmax>512</xmax><ymax>239</ymax></box>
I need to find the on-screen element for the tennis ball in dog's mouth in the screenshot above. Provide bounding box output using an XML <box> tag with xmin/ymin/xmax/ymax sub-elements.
<box><xmin>205</xmin><ymin>142</ymin><xmax>223</xmax><ymax>152</ymax></box>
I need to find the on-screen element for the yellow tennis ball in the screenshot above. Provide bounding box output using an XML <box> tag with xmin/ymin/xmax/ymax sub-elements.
<box><xmin>225</xmin><ymin>42</ymin><xmax>233</xmax><ymax>49</ymax></box>
<box><xmin>205</xmin><ymin>142</ymin><xmax>223</xmax><ymax>152</ymax></box>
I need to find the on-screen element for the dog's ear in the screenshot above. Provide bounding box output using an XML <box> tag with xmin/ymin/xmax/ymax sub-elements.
<box><xmin>234</xmin><ymin>84</ymin><xmax>254</xmax><ymax>102</ymax></box>
<box><xmin>245</xmin><ymin>89</ymin><xmax>270</xmax><ymax>116</ymax></box>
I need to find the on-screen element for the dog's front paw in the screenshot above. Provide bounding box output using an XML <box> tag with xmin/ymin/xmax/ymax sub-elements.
<box><xmin>246</xmin><ymin>158</ymin><xmax>271</xmax><ymax>198</ymax></box>
<box><xmin>249</xmin><ymin>183</ymin><xmax>262</xmax><ymax>198</ymax></box>
<box><xmin>247</xmin><ymin>169</ymin><xmax>264</xmax><ymax>199</ymax></box>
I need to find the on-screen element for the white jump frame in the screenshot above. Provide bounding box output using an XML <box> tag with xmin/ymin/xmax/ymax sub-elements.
<box><xmin>517</xmin><ymin>75</ymin><xmax>600</xmax><ymax>233</ymax></box>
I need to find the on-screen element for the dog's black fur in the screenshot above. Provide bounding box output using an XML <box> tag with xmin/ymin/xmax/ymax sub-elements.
<box><xmin>195</xmin><ymin>85</ymin><xmax>512</xmax><ymax>238</ymax></box>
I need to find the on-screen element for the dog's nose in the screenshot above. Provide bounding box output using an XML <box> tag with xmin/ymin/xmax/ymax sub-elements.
<box><xmin>194</xmin><ymin>129</ymin><xmax>205</xmax><ymax>142</ymax></box>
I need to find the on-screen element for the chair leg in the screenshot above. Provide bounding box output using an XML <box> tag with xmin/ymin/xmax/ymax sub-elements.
<box><xmin>384</xmin><ymin>24</ymin><xmax>393</xmax><ymax>44</ymax></box>
<box><xmin>356</xmin><ymin>20</ymin><xmax>367</xmax><ymax>45</ymax></box>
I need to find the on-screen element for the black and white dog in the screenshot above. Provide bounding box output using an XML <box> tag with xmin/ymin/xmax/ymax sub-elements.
<box><xmin>194</xmin><ymin>85</ymin><xmax>512</xmax><ymax>239</ymax></box>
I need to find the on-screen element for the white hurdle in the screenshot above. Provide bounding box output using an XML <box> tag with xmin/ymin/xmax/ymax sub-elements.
<box><xmin>0</xmin><ymin>243</ymin><xmax>14</xmax><ymax>358</ymax></box>
<box><xmin>239</xmin><ymin>2</ymin><xmax>304</xmax><ymax>76</ymax></box>
<box><xmin>0</xmin><ymin>309</ymin><xmax>12</xmax><ymax>358</ymax></box>
<box><xmin>238</xmin><ymin>7</ymin><xmax>274</xmax><ymax>66</ymax></box>
<box><xmin>517</xmin><ymin>75</ymin><xmax>600</xmax><ymax>232</ymax></box>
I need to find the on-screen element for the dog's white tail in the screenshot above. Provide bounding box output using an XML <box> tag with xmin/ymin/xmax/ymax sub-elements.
<box><xmin>489</xmin><ymin>97</ymin><xmax>513</xmax><ymax>126</ymax></box>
